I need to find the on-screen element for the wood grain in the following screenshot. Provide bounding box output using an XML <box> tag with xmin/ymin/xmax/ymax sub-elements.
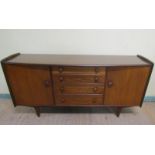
<box><xmin>53</xmin><ymin>74</ymin><xmax>105</xmax><ymax>84</ymax></box>
<box><xmin>5</xmin><ymin>64</ymin><xmax>54</xmax><ymax>106</ymax></box>
<box><xmin>1</xmin><ymin>53</ymin><xmax>153</xmax><ymax>117</ymax></box>
<box><xmin>55</xmin><ymin>95</ymin><xmax>104</xmax><ymax>105</ymax></box>
<box><xmin>104</xmin><ymin>66</ymin><xmax>151</xmax><ymax>106</ymax></box>
<box><xmin>53</xmin><ymin>66</ymin><xmax>105</xmax><ymax>75</ymax></box>
<box><xmin>54</xmin><ymin>84</ymin><xmax>105</xmax><ymax>95</ymax></box>
<box><xmin>6</xmin><ymin>54</ymin><xmax>150</xmax><ymax>66</ymax></box>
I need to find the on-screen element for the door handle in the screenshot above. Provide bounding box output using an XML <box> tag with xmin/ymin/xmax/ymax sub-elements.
<box><xmin>44</xmin><ymin>80</ymin><xmax>51</xmax><ymax>87</ymax></box>
<box><xmin>59</xmin><ymin>67</ymin><xmax>64</xmax><ymax>73</ymax></box>
<box><xmin>93</xmin><ymin>87</ymin><xmax>97</xmax><ymax>92</ymax></box>
<box><xmin>60</xmin><ymin>86</ymin><xmax>64</xmax><ymax>93</ymax></box>
<box><xmin>107</xmin><ymin>80</ymin><xmax>113</xmax><ymax>88</ymax></box>
<box><xmin>59</xmin><ymin>76</ymin><xmax>64</xmax><ymax>82</ymax></box>
<box><xmin>94</xmin><ymin>76</ymin><xmax>98</xmax><ymax>82</ymax></box>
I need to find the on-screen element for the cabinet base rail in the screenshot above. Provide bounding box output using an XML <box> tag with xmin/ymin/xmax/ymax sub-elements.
<box><xmin>32</xmin><ymin>106</ymin><xmax>125</xmax><ymax>117</ymax></box>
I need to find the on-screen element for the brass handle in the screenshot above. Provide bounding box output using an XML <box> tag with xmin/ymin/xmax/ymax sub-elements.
<box><xmin>59</xmin><ymin>67</ymin><xmax>64</xmax><ymax>73</ymax></box>
<box><xmin>60</xmin><ymin>86</ymin><xmax>64</xmax><ymax>93</ymax></box>
<box><xmin>94</xmin><ymin>76</ymin><xmax>98</xmax><ymax>82</ymax></box>
<box><xmin>61</xmin><ymin>98</ymin><xmax>65</xmax><ymax>103</ymax></box>
<box><xmin>95</xmin><ymin>67</ymin><xmax>98</xmax><ymax>73</ymax></box>
<box><xmin>59</xmin><ymin>76</ymin><xmax>64</xmax><ymax>82</ymax></box>
<box><xmin>44</xmin><ymin>80</ymin><xmax>50</xmax><ymax>87</ymax></box>
<box><xmin>93</xmin><ymin>87</ymin><xmax>97</xmax><ymax>92</ymax></box>
<box><xmin>107</xmin><ymin>81</ymin><xmax>113</xmax><ymax>88</ymax></box>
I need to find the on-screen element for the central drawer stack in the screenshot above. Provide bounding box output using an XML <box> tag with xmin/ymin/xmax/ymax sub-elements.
<box><xmin>52</xmin><ymin>66</ymin><xmax>106</xmax><ymax>105</ymax></box>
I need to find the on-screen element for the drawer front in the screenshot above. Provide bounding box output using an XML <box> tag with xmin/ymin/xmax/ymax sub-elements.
<box><xmin>53</xmin><ymin>74</ymin><xmax>105</xmax><ymax>84</ymax></box>
<box><xmin>53</xmin><ymin>66</ymin><xmax>105</xmax><ymax>75</ymax></box>
<box><xmin>55</xmin><ymin>95</ymin><xmax>104</xmax><ymax>105</ymax></box>
<box><xmin>52</xmin><ymin>66</ymin><xmax>106</xmax><ymax>106</ymax></box>
<box><xmin>55</xmin><ymin>84</ymin><xmax>104</xmax><ymax>95</ymax></box>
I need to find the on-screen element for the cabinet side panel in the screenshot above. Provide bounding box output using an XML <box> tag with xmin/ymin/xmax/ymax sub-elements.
<box><xmin>4</xmin><ymin>64</ymin><xmax>54</xmax><ymax>106</ymax></box>
<box><xmin>104</xmin><ymin>66</ymin><xmax>151</xmax><ymax>106</ymax></box>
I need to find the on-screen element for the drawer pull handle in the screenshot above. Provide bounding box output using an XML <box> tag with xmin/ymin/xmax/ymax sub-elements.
<box><xmin>61</xmin><ymin>98</ymin><xmax>65</xmax><ymax>103</ymax></box>
<box><xmin>44</xmin><ymin>80</ymin><xmax>50</xmax><ymax>87</ymax></box>
<box><xmin>94</xmin><ymin>76</ymin><xmax>98</xmax><ymax>82</ymax></box>
<box><xmin>60</xmin><ymin>86</ymin><xmax>64</xmax><ymax>93</ymax></box>
<box><xmin>93</xmin><ymin>87</ymin><xmax>97</xmax><ymax>92</ymax></box>
<box><xmin>59</xmin><ymin>67</ymin><xmax>64</xmax><ymax>73</ymax></box>
<box><xmin>107</xmin><ymin>81</ymin><xmax>113</xmax><ymax>88</ymax></box>
<box><xmin>95</xmin><ymin>67</ymin><xmax>98</xmax><ymax>73</ymax></box>
<box><xmin>59</xmin><ymin>76</ymin><xmax>64</xmax><ymax>82</ymax></box>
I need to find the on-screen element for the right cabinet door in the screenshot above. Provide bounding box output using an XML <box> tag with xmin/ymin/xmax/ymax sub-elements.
<box><xmin>104</xmin><ymin>66</ymin><xmax>151</xmax><ymax>106</ymax></box>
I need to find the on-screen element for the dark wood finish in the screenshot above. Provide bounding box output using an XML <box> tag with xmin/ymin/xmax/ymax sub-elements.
<box><xmin>50</xmin><ymin>67</ymin><xmax>56</xmax><ymax>106</ymax></box>
<box><xmin>1</xmin><ymin>53</ymin><xmax>153</xmax><ymax>117</ymax></box>
<box><xmin>53</xmin><ymin>66</ymin><xmax>105</xmax><ymax>74</ymax></box>
<box><xmin>6</xmin><ymin>54</ymin><xmax>150</xmax><ymax>66</ymax></box>
<box><xmin>137</xmin><ymin>55</ymin><xmax>154</xmax><ymax>107</ymax></box>
<box><xmin>104</xmin><ymin>66</ymin><xmax>151</xmax><ymax>106</ymax></box>
<box><xmin>52</xmin><ymin>66</ymin><xmax>105</xmax><ymax>106</ymax></box>
<box><xmin>4</xmin><ymin>64</ymin><xmax>54</xmax><ymax>106</ymax></box>
<box><xmin>53</xmin><ymin>74</ymin><xmax>105</xmax><ymax>84</ymax></box>
<box><xmin>1</xmin><ymin>53</ymin><xmax>20</xmax><ymax>63</ymax></box>
<box><xmin>55</xmin><ymin>95</ymin><xmax>104</xmax><ymax>105</ymax></box>
<box><xmin>34</xmin><ymin>107</ymin><xmax>40</xmax><ymax>117</ymax></box>
<box><xmin>140</xmin><ymin>64</ymin><xmax>154</xmax><ymax>107</ymax></box>
<box><xmin>54</xmin><ymin>84</ymin><xmax>105</xmax><ymax>95</ymax></box>
<box><xmin>115</xmin><ymin>107</ymin><xmax>122</xmax><ymax>117</ymax></box>
<box><xmin>1</xmin><ymin>53</ymin><xmax>21</xmax><ymax>107</ymax></box>
<box><xmin>137</xmin><ymin>55</ymin><xmax>154</xmax><ymax>65</ymax></box>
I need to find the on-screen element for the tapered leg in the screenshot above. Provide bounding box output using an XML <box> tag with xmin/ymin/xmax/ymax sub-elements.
<box><xmin>34</xmin><ymin>107</ymin><xmax>40</xmax><ymax>117</ymax></box>
<box><xmin>115</xmin><ymin>107</ymin><xmax>122</xmax><ymax>117</ymax></box>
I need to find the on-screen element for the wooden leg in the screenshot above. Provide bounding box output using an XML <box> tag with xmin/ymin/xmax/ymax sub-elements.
<box><xmin>34</xmin><ymin>107</ymin><xmax>40</xmax><ymax>117</ymax></box>
<box><xmin>115</xmin><ymin>107</ymin><xmax>122</xmax><ymax>117</ymax></box>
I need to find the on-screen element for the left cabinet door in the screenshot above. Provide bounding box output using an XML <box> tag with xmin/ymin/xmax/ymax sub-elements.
<box><xmin>5</xmin><ymin>64</ymin><xmax>54</xmax><ymax>106</ymax></box>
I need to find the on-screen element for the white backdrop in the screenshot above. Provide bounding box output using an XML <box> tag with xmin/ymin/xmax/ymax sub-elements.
<box><xmin>0</xmin><ymin>29</ymin><xmax>154</xmax><ymax>95</ymax></box>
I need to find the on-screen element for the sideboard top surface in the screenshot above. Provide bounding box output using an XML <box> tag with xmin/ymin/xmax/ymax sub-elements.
<box><xmin>5</xmin><ymin>54</ymin><xmax>150</xmax><ymax>66</ymax></box>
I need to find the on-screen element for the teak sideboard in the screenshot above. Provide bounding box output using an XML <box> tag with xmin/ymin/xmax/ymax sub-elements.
<box><xmin>1</xmin><ymin>53</ymin><xmax>154</xmax><ymax>117</ymax></box>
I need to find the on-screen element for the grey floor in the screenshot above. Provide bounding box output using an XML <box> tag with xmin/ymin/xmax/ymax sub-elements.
<box><xmin>0</xmin><ymin>99</ymin><xmax>155</xmax><ymax>125</ymax></box>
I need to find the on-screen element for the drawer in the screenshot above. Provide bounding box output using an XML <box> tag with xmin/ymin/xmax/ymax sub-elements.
<box><xmin>53</xmin><ymin>74</ymin><xmax>105</xmax><ymax>84</ymax></box>
<box><xmin>55</xmin><ymin>84</ymin><xmax>105</xmax><ymax>94</ymax></box>
<box><xmin>55</xmin><ymin>95</ymin><xmax>104</xmax><ymax>105</ymax></box>
<box><xmin>52</xmin><ymin>66</ymin><xmax>105</xmax><ymax>75</ymax></box>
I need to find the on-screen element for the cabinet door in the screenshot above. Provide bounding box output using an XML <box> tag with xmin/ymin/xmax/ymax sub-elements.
<box><xmin>5</xmin><ymin>65</ymin><xmax>54</xmax><ymax>106</ymax></box>
<box><xmin>104</xmin><ymin>67</ymin><xmax>150</xmax><ymax>106</ymax></box>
